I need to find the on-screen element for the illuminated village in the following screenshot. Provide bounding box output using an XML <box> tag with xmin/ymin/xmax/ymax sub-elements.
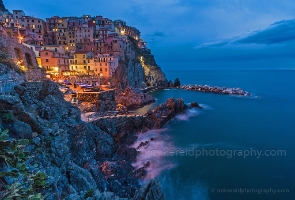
<box><xmin>0</xmin><ymin>9</ymin><xmax>149</xmax><ymax>91</ymax></box>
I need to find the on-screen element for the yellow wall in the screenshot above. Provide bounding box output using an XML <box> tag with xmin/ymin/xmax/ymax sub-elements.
<box><xmin>36</xmin><ymin>57</ymin><xmax>42</xmax><ymax>68</ymax></box>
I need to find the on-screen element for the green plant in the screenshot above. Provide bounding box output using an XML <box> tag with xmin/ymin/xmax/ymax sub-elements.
<box><xmin>84</xmin><ymin>188</ymin><xmax>94</xmax><ymax>199</ymax></box>
<box><xmin>0</xmin><ymin>112</ymin><xmax>15</xmax><ymax>123</ymax></box>
<box><xmin>0</xmin><ymin>129</ymin><xmax>46</xmax><ymax>199</ymax></box>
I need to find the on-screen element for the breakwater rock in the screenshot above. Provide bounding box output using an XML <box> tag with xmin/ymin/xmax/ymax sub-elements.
<box><xmin>180</xmin><ymin>84</ymin><xmax>252</xmax><ymax>96</ymax></box>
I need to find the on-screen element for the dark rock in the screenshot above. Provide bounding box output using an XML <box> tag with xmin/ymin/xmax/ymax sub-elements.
<box><xmin>133</xmin><ymin>179</ymin><xmax>165</xmax><ymax>200</ymax></box>
<box><xmin>116</xmin><ymin>87</ymin><xmax>155</xmax><ymax>108</ymax></box>
<box><xmin>12</xmin><ymin>103</ymin><xmax>25</xmax><ymax>114</ymax></box>
<box><xmin>173</xmin><ymin>78</ymin><xmax>181</xmax><ymax>87</ymax></box>
<box><xmin>39</xmin><ymin>80</ymin><xmax>64</xmax><ymax>100</ymax></box>
<box><xmin>144</xmin><ymin>161</ymin><xmax>150</xmax><ymax>168</ymax></box>
<box><xmin>16</xmin><ymin>111</ymin><xmax>42</xmax><ymax>133</ymax></box>
<box><xmin>190</xmin><ymin>102</ymin><xmax>202</xmax><ymax>109</ymax></box>
<box><xmin>167</xmin><ymin>80</ymin><xmax>174</xmax><ymax>87</ymax></box>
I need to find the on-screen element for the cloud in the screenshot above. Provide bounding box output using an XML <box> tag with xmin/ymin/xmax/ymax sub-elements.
<box><xmin>198</xmin><ymin>19</ymin><xmax>295</xmax><ymax>48</ymax></box>
<box><xmin>150</xmin><ymin>31</ymin><xmax>166</xmax><ymax>37</ymax></box>
<box><xmin>236</xmin><ymin>19</ymin><xmax>295</xmax><ymax>44</ymax></box>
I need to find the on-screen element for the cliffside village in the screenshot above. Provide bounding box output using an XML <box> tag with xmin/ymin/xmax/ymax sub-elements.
<box><xmin>0</xmin><ymin>9</ymin><xmax>148</xmax><ymax>88</ymax></box>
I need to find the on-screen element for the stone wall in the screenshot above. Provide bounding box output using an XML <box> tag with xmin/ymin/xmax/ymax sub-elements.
<box><xmin>77</xmin><ymin>90</ymin><xmax>115</xmax><ymax>102</ymax></box>
<box><xmin>0</xmin><ymin>28</ymin><xmax>38</xmax><ymax>69</ymax></box>
<box><xmin>77</xmin><ymin>90</ymin><xmax>116</xmax><ymax>112</ymax></box>
<box><xmin>25</xmin><ymin>68</ymin><xmax>47</xmax><ymax>82</ymax></box>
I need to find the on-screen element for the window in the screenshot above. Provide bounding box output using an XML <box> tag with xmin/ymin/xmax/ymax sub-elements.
<box><xmin>46</xmin><ymin>59</ymin><xmax>49</xmax><ymax>62</ymax></box>
<box><xmin>105</xmin><ymin>68</ymin><xmax>107</xmax><ymax>72</ymax></box>
<box><xmin>105</xmin><ymin>63</ymin><xmax>107</xmax><ymax>66</ymax></box>
<box><xmin>45</xmin><ymin>52</ymin><xmax>48</xmax><ymax>55</ymax></box>
<box><xmin>84</xmin><ymin>66</ymin><xmax>86</xmax><ymax>69</ymax></box>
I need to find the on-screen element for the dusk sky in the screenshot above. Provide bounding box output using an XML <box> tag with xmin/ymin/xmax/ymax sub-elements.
<box><xmin>5</xmin><ymin>0</ymin><xmax>295</xmax><ymax>70</ymax></box>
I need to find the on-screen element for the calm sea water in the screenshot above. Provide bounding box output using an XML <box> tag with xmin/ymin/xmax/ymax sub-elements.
<box><xmin>134</xmin><ymin>70</ymin><xmax>295</xmax><ymax>200</ymax></box>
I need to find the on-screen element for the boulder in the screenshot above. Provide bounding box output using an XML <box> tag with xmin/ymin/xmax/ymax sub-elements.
<box><xmin>190</xmin><ymin>102</ymin><xmax>202</xmax><ymax>109</ymax></box>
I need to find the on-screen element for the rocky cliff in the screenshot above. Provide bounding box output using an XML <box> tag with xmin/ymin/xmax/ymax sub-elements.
<box><xmin>111</xmin><ymin>37</ymin><xmax>167</xmax><ymax>89</ymax></box>
<box><xmin>111</xmin><ymin>59</ymin><xmax>146</xmax><ymax>89</ymax></box>
<box><xmin>0</xmin><ymin>80</ymin><xmax>186</xmax><ymax>199</ymax></box>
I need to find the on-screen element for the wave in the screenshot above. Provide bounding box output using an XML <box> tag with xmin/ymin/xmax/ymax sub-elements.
<box><xmin>176</xmin><ymin>108</ymin><xmax>201</xmax><ymax>121</ymax></box>
<box><xmin>131</xmin><ymin>129</ymin><xmax>176</xmax><ymax>182</ymax></box>
<box><xmin>163</xmin><ymin>88</ymin><xmax>178</xmax><ymax>91</ymax></box>
<box><xmin>199</xmin><ymin>104</ymin><xmax>213</xmax><ymax>110</ymax></box>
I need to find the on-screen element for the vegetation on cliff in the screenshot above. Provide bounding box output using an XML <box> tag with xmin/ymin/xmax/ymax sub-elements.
<box><xmin>0</xmin><ymin>129</ymin><xmax>46</xmax><ymax>199</ymax></box>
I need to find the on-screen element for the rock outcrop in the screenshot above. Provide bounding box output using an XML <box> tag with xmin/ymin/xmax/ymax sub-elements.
<box><xmin>111</xmin><ymin>37</ymin><xmax>167</xmax><ymax>89</ymax></box>
<box><xmin>133</xmin><ymin>179</ymin><xmax>165</xmax><ymax>200</ymax></box>
<box><xmin>111</xmin><ymin>60</ymin><xmax>146</xmax><ymax>89</ymax></box>
<box><xmin>0</xmin><ymin>78</ymin><xmax>188</xmax><ymax>199</ymax></box>
<box><xmin>116</xmin><ymin>87</ymin><xmax>155</xmax><ymax>108</ymax></box>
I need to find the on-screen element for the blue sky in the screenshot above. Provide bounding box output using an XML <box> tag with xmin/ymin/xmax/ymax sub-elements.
<box><xmin>5</xmin><ymin>0</ymin><xmax>295</xmax><ymax>69</ymax></box>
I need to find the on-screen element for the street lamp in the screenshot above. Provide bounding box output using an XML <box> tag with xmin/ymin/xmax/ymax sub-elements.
<box><xmin>99</xmin><ymin>73</ymin><xmax>103</xmax><ymax>88</ymax></box>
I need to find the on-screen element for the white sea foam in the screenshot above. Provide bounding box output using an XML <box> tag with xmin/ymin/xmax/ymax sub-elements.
<box><xmin>176</xmin><ymin>108</ymin><xmax>201</xmax><ymax>121</ymax></box>
<box><xmin>199</xmin><ymin>104</ymin><xmax>213</xmax><ymax>110</ymax></box>
<box><xmin>131</xmin><ymin>129</ymin><xmax>176</xmax><ymax>182</ymax></box>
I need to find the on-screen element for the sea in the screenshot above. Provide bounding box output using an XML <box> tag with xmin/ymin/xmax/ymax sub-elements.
<box><xmin>133</xmin><ymin>70</ymin><xmax>295</xmax><ymax>200</ymax></box>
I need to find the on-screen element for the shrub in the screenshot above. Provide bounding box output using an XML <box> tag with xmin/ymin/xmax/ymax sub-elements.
<box><xmin>0</xmin><ymin>129</ymin><xmax>46</xmax><ymax>199</ymax></box>
<box><xmin>84</xmin><ymin>189</ymin><xmax>94</xmax><ymax>199</ymax></box>
<box><xmin>0</xmin><ymin>112</ymin><xmax>15</xmax><ymax>123</ymax></box>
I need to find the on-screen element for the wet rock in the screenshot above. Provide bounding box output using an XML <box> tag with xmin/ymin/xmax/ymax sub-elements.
<box><xmin>190</xmin><ymin>102</ymin><xmax>202</xmax><ymax>109</ymax></box>
<box><xmin>144</xmin><ymin>161</ymin><xmax>150</xmax><ymax>168</ymax></box>
<box><xmin>137</xmin><ymin>141</ymin><xmax>149</xmax><ymax>149</ymax></box>
<box><xmin>143</xmin><ymin>98</ymin><xmax>188</xmax><ymax>129</ymax></box>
